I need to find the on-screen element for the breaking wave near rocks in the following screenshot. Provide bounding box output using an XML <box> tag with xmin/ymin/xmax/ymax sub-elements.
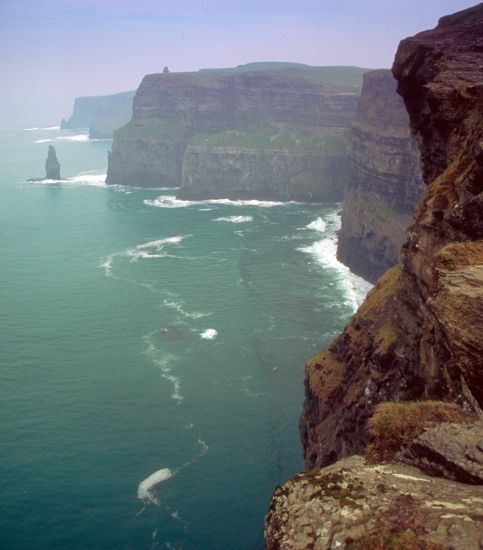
<box><xmin>298</xmin><ymin>211</ymin><xmax>372</xmax><ymax>311</ymax></box>
<box><xmin>144</xmin><ymin>195</ymin><xmax>285</xmax><ymax>209</ymax></box>
<box><xmin>32</xmin><ymin>171</ymin><xmax>106</xmax><ymax>187</ymax></box>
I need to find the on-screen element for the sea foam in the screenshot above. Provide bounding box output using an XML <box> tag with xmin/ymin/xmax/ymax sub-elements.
<box><xmin>200</xmin><ymin>328</ymin><xmax>218</xmax><ymax>340</ymax></box>
<box><xmin>298</xmin><ymin>213</ymin><xmax>372</xmax><ymax>311</ymax></box>
<box><xmin>144</xmin><ymin>195</ymin><xmax>285</xmax><ymax>209</ymax></box>
<box><xmin>163</xmin><ymin>299</ymin><xmax>211</xmax><ymax>319</ymax></box>
<box><xmin>33</xmin><ymin>172</ymin><xmax>106</xmax><ymax>187</ymax></box>
<box><xmin>137</xmin><ymin>468</ymin><xmax>174</xmax><ymax>504</ymax></box>
<box><xmin>213</xmin><ymin>216</ymin><xmax>253</xmax><ymax>223</ymax></box>
<box><xmin>306</xmin><ymin>217</ymin><xmax>327</xmax><ymax>232</ymax></box>
<box><xmin>36</xmin><ymin>134</ymin><xmax>89</xmax><ymax>143</ymax></box>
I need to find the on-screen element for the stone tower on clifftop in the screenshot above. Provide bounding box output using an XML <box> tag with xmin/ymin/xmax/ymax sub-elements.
<box><xmin>45</xmin><ymin>145</ymin><xmax>61</xmax><ymax>180</ymax></box>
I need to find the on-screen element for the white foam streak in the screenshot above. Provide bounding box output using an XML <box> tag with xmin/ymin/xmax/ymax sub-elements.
<box><xmin>137</xmin><ymin>468</ymin><xmax>174</xmax><ymax>504</ymax></box>
<box><xmin>298</xmin><ymin>211</ymin><xmax>372</xmax><ymax>312</ymax></box>
<box><xmin>36</xmin><ymin>172</ymin><xmax>106</xmax><ymax>187</ymax></box>
<box><xmin>144</xmin><ymin>195</ymin><xmax>285</xmax><ymax>209</ymax></box>
<box><xmin>200</xmin><ymin>328</ymin><xmax>218</xmax><ymax>340</ymax></box>
<box><xmin>306</xmin><ymin>217</ymin><xmax>327</xmax><ymax>232</ymax></box>
<box><xmin>25</xmin><ymin>125</ymin><xmax>60</xmax><ymax>131</ymax></box>
<box><xmin>163</xmin><ymin>299</ymin><xmax>211</xmax><ymax>319</ymax></box>
<box><xmin>35</xmin><ymin>134</ymin><xmax>89</xmax><ymax>143</ymax></box>
<box><xmin>213</xmin><ymin>216</ymin><xmax>253</xmax><ymax>223</ymax></box>
<box><xmin>137</xmin><ymin>236</ymin><xmax>185</xmax><ymax>249</ymax></box>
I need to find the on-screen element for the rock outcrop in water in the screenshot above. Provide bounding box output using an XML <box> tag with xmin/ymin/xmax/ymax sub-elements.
<box><xmin>45</xmin><ymin>145</ymin><xmax>61</xmax><ymax>180</ymax></box>
<box><xmin>61</xmin><ymin>90</ymin><xmax>135</xmax><ymax>139</ymax></box>
<box><xmin>337</xmin><ymin>70</ymin><xmax>424</xmax><ymax>283</ymax></box>
<box><xmin>265</xmin><ymin>4</ymin><xmax>483</xmax><ymax>547</ymax></box>
<box><xmin>106</xmin><ymin>65</ymin><xmax>364</xmax><ymax>200</ymax></box>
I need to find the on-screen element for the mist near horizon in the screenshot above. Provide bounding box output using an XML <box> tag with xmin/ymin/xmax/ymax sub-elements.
<box><xmin>0</xmin><ymin>0</ymin><xmax>477</xmax><ymax>123</ymax></box>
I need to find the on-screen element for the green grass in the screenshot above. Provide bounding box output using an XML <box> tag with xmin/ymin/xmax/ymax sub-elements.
<box><xmin>367</xmin><ymin>401</ymin><xmax>473</xmax><ymax>462</ymax></box>
<box><xmin>189</xmin><ymin>129</ymin><xmax>347</xmax><ymax>153</ymax></box>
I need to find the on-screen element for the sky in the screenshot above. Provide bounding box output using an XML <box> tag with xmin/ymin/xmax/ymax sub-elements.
<box><xmin>0</xmin><ymin>0</ymin><xmax>477</xmax><ymax>125</ymax></box>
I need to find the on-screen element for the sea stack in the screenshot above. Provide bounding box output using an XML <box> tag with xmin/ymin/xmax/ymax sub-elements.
<box><xmin>45</xmin><ymin>145</ymin><xmax>61</xmax><ymax>180</ymax></box>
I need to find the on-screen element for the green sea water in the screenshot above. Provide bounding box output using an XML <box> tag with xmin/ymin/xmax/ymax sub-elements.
<box><xmin>0</xmin><ymin>125</ymin><xmax>370</xmax><ymax>549</ymax></box>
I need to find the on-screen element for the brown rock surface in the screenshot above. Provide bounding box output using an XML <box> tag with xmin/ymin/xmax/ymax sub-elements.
<box><xmin>264</xmin><ymin>456</ymin><xmax>483</xmax><ymax>550</ymax></box>
<box><xmin>337</xmin><ymin>70</ymin><xmax>424</xmax><ymax>283</ymax></box>
<box><xmin>300</xmin><ymin>3</ymin><xmax>483</xmax><ymax>470</ymax></box>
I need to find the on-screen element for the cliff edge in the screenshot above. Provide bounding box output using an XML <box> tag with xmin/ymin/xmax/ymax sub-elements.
<box><xmin>300</xmin><ymin>1</ymin><xmax>483</xmax><ymax>470</ymax></box>
<box><xmin>106</xmin><ymin>67</ymin><xmax>360</xmax><ymax>200</ymax></box>
<box><xmin>337</xmin><ymin>70</ymin><xmax>424</xmax><ymax>283</ymax></box>
<box><xmin>265</xmin><ymin>4</ymin><xmax>483</xmax><ymax>547</ymax></box>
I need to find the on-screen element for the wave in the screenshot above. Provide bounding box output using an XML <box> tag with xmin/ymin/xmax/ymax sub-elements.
<box><xmin>137</xmin><ymin>468</ymin><xmax>174</xmax><ymax>505</ymax></box>
<box><xmin>144</xmin><ymin>195</ymin><xmax>286</xmax><ymax>209</ymax></box>
<box><xmin>200</xmin><ymin>328</ymin><xmax>218</xmax><ymax>340</ymax></box>
<box><xmin>34</xmin><ymin>172</ymin><xmax>106</xmax><ymax>187</ymax></box>
<box><xmin>306</xmin><ymin>217</ymin><xmax>327</xmax><ymax>232</ymax></box>
<box><xmin>35</xmin><ymin>134</ymin><xmax>89</xmax><ymax>143</ymax></box>
<box><xmin>25</xmin><ymin>125</ymin><xmax>60</xmax><ymax>131</ymax></box>
<box><xmin>137</xmin><ymin>235</ymin><xmax>187</xmax><ymax>249</ymax></box>
<box><xmin>163</xmin><ymin>299</ymin><xmax>211</xmax><ymax>320</ymax></box>
<box><xmin>298</xmin><ymin>211</ymin><xmax>372</xmax><ymax>311</ymax></box>
<box><xmin>213</xmin><ymin>216</ymin><xmax>253</xmax><ymax>223</ymax></box>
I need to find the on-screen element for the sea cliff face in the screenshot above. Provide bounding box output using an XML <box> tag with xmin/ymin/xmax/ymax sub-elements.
<box><xmin>180</xmin><ymin>130</ymin><xmax>349</xmax><ymax>201</ymax></box>
<box><xmin>300</xmin><ymin>2</ymin><xmax>483</xmax><ymax>470</ymax></box>
<box><xmin>106</xmin><ymin>69</ymin><xmax>360</xmax><ymax>197</ymax></box>
<box><xmin>337</xmin><ymin>70</ymin><xmax>424</xmax><ymax>283</ymax></box>
<box><xmin>265</xmin><ymin>4</ymin><xmax>483</xmax><ymax>547</ymax></box>
<box><xmin>61</xmin><ymin>91</ymin><xmax>135</xmax><ymax>138</ymax></box>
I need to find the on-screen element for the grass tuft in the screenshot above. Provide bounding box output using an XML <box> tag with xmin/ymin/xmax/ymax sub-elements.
<box><xmin>367</xmin><ymin>400</ymin><xmax>473</xmax><ymax>462</ymax></box>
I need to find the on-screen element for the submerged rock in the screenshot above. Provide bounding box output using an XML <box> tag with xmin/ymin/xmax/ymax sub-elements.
<box><xmin>45</xmin><ymin>145</ymin><xmax>61</xmax><ymax>180</ymax></box>
<box><xmin>264</xmin><ymin>455</ymin><xmax>483</xmax><ymax>550</ymax></box>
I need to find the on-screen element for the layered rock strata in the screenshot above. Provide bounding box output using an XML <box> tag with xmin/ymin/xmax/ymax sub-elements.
<box><xmin>300</xmin><ymin>2</ymin><xmax>483</xmax><ymax>470</ymax></box>
<box><xmin>106</xmin><ymin>69</ymin><xmax>360</xmax><ymax>198</ymax></box>
<box><xmin>61</xmin><ymin>90</ymin><xmax>135</xmax><ymax>138</ymax></box>
<box><xmin>180</xmin><ymin>130</ymin><xmax>348</xmax><ymax>201</ymax></box>
<box><xmin>264</xmin><ymin>5</ymin><xmax>483</xmax><ymax>547</ymax></box>
<box><xmin>337</xmin><ymin>70</ymin><xmax>424</xmax><ymax>282</ymax></box>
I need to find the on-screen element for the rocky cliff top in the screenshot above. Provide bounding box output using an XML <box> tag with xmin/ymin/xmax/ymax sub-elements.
<box><xmin>393</xmin><ymin>3</ymin><xmax>483</xmax><ymax>185</ymax></box>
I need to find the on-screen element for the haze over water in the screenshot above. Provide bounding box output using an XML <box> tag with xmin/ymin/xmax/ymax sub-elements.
<box><xmin>0</xmin><ymin>125</ymin><xmax>370</xmax><ymax>549</ymax></box>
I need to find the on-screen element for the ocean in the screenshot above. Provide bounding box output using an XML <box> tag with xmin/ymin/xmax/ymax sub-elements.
<box><xmin>0</xmin><ymin>125</ymin><xmax>371</xmax><ymax>549</ymax></box>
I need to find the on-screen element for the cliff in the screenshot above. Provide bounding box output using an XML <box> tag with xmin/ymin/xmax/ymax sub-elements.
<box><xmin>300</xmin><ymin>1</ymin><xmax>483</xmax><ymax>470</ymax></box>
<box><xmin>106</xmin><ymin>66</ymin><xmax>361</xmax><ymax>197</ymax></box>
<box><xmin>180</xmin><ymin>129</ymin><xmax>349</xmax><ymax>202</ymax></box>
<box><xmin>337</xmin><ymin>70</ymin><xmax>424</xmax><ymax>283</ymax></box>
<box><xmin>265</xmin><ymin>4</ymin><xmax>483</xmax><ymax>547</ymax></box>
<box><xmin>61</xmin><ymin>90</ymin><xmax>135</xmax><ymax>138</ymax></box>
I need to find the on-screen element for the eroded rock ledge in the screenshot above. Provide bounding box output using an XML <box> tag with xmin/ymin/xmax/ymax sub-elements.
<box><xmin>265</xmin><ymin>456</ymin><xmax>483</xmax><ymax>550</ymax></box>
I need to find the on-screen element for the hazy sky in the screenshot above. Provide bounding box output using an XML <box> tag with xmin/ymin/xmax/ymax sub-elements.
<box><xmin>0</xmin><ymin>0</ymin><xmax>477</xmax><ymax>124</ymax></box>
